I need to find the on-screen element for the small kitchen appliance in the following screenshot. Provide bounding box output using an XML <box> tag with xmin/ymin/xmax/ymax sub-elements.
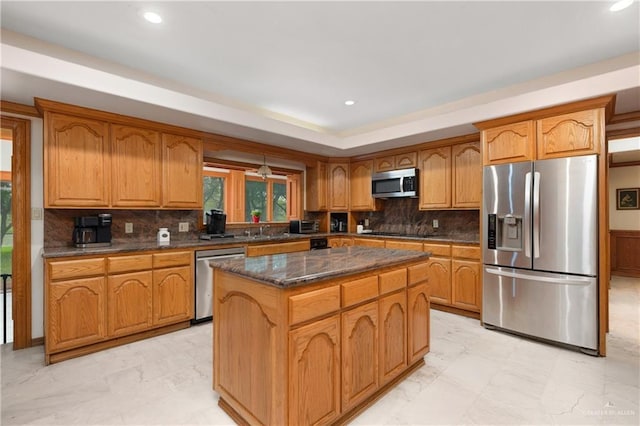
<box><xmin>206</xmin><ymin>209</ymin><xmax>227</xmax><ymax>234</ymax></box>
<box><xmin>289</xmin><ymin>220</ymin><xmax>319</xmax><ymax>234</ymax></box>
<box><xmin>372</xmin><ymin>168</ymin><xmax>419</xmax><ymax>198</ymax></box>
<box><xmin>72</xmin><ymin>214</ymin><xmax>112</xmax><ymax>248</ymax></box>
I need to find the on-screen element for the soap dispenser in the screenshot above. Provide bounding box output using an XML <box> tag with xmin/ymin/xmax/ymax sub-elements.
<box><xmin>157</xmin><ymin>227</ymin><xmax>170</xmax><ymax>246</ymax></box>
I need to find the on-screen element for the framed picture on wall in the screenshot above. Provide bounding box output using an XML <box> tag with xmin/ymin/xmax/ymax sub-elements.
<box><xmin>616</xmin><ymin>188</ymin><xmax>639</xmax><ymax>210</ymax></box>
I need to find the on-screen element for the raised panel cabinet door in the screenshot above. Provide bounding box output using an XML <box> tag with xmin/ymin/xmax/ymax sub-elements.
<box><xmin>306</xmin><ymin>161</ymin><xmax>328</xmax><ymax>211</ymax></box>
<box><xmin>482</xmin><ymin>120</ymin><xmax>536</xmax><ymax>165</ymax></box>
<box><xmin>162</xmin><ymin>133</ymin><xmax>203</xmax><ymax>208</ymax></box>
<box><xmin>350</xmin><ymin>160</ymin><xmax>375</xmax><ymax>211</ymax></box>
<box><xmin>341</xmin><ymin>301</ymin><xmax>378</xmax><ymax>411</ymax></box>
<box><xmin>328</xmin><ymin>163</ymin><xmax>349</xmax><ymax>211</ymax></box>
<box><xmin>419</xmin><ymin>146</ymin><xmax>451</xmax><ymax>209</ymax></box>
<box><xmin>407</xmin><ymin>283</ymin><xmax>430</xmax><ymax>364</ymax></box>
<box><xmin>374</xmin><ymin>155</ymin><xmax>395</xmax><ymax>172</ymax></box>
<box><xmin>395</xmin><ymin>152</ymin><xmax>417</xmax><ymax>169</ymax></box>
<box><xmin>451</xmin><ymin>259</ymin><xmax>481</xmax><ymax>312</ymax></box>
<box><xmin>537</xmin><ymin>109</ymin><xmax>601</xmax><ymax>159</ymax></box>
<box><xmin>153</xmin><ymin>266</ymin><xmax>193</xmax><ymax>325</ymax></box>
<box><xmin>289</xmin><ymin>315</ymin><xmax>341</xmax><ymax>426</ymax></box>
<box><xmin>107</xmin><ymin>271</ymin><xmax>153</xmax><ymax>337</ymax></box>
<box><xmin>426</xmin><ymin>257</ymin><xmax>452</xmax><ymax>305</ymax></box>
<box><xmin>45</xmin><ymin>112</ymin><xmax>110</xmax><ymax>207</ymax></box>
<box><xmin>379</xmin><ymin>291</ymin><xmax>407</xmax><ymax>384</ymax></box>
<box><xmin>452</xmin><ymin>142</ymin><xmax>481</xmax><ymax>208</ymax></box>
<box><xmin>287</xmin><ymin>174</ymin><xmax>302</xmax><ymax>220</ymax></box>
<box><xmin>111</xmin><ymin>125</ymin><xmax>162</xmax><ymax>207</ymax></box>
<box><xmin>47</xmin><ymin>277</ymin><xmax>106</xmax><ymax>352</ymax></box>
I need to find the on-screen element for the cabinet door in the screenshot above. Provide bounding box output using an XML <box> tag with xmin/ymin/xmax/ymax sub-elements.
<box><xmin>537</xmin><ymin>109</ymin><xmax>601</xmax><ymax>159</ymax></box>
<box><xmin>153</xmin><ymin>266</ymin><xmax>193</xmax><ymax>325</ymax></box>
<box><xmin>426</xmin><ymin>257</ymin><xmax>452</xmax><ymax>305</ymax></box>
<box><xmin>328</xmin><ymin>163</ymin><xmax>349</xmax><ymax>211</ymax></box>
<box><xmin>451</xmin><ymin>259</ymin><xmax>481</xmax><ymax>312</ymax></box>
<box><xmin>482</xmin><ymin>120</ymin><xmax>535</xmax><ymax>165</ymax></box>
<box><xmin>395</xmin><ymin>152</ymin><xmax>417</xmax><ymax>169</ymax></box>
<box><xmin>350</xmin><ymin>160</ymin><xmax>376</xmax><ymax>211</ymax></box>
<box><xmin>306</xmin><ymin>161</ymin><xmax>328</xmax><ymax>211</ymax></box>
<box><xmin>407</xmin><ymin>283</ymin><xmax>430</xmax><ymax>364</ymax></box>
<box><xmin>286</xmin><ymin>174</ymin><xmax>302</xmax><ymax>220</ymax></box>
<box><xmin>289</xmin><ymin>316</ymin><xmax>341</xmax><ymax>426</ymax></box>
<box><xmin>107</xmin><ymin>271</ymin><xmax>153</xmax><ymax>337</ymax></box>
<box><xmin>342</xmin><ymin>301</ymin><xmax>378</xmax><ymax>411</ymax></box>
<box><xmin>162</xmin><ymin>133</ymin><xmax>203</xmax><ymax>208</ymax></box>
<box><xmin>111</xmin><ymin>125</ymin><xmax>162</xmax><ymax>207</ymax></box>
<box><xmin>45</xmin><ymin>112</ymin><xmax>110</xmax><ymax>207</ymax></box>
<box><xmin>47</xmin><ymin>277</ymin><xmax>106</xmax><ymax>352</ymax></box>
<box><xmin>379</xmin><ymin>291</ymin><xmax>407</xmax><ymax>384</ymax></box>
<box><xmin>374</xmin><ymin>155</ymin><xmax>395</xmax><ymax>172</ymax></box>
<box><xmin>419</xmin><ymin>146</ymin><xmax>451</xmax><ymax>209</ymax></box>
<box><xmin>452</xmin><ymin>142</ymin><xmax>481</xmax><ymax>208</ymax></box>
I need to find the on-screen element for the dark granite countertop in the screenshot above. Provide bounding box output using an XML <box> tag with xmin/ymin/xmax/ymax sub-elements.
<box><xmin>209</xmin><ymin>246</ymin><xmax>429</xmax><ymax>288</ymax></box>
<box><xmin>346</xmin><ymin>232</ymin><xmax>479</xmax><ymax>244</ymax></box>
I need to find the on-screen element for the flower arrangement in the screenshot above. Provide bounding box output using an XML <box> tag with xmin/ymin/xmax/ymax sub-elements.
<box><xmin>251</xmin><ymin>209</ymin><xmax>261</xmax><ymax>223</ymax></box>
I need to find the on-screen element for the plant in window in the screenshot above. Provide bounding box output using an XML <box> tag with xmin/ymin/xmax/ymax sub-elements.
<box><xmin>251</xmin><ymin>209</ymin><xmax>261</xmax><ymax>223</ymax></box>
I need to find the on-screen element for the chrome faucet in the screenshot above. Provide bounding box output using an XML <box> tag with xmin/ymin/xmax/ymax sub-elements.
<box><xmin>245</xmin><ymin>230</ymin><xmax>251</xmax><ymax>237</ymax></box>
<box><xmin>260</xmin><ymin>225</ymin><xmax>270</xmax><ymax>236</ymax></box>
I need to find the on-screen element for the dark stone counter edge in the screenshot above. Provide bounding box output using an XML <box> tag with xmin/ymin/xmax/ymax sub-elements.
<box><xmin>42</xmin><ymin>232</ymin><xmax>479</xmax><ymax>258</ymax></box>
<box><xmin>211</xmin><ymin>249</ymin><xmax>431</xmax><ymax>289</ymax></box>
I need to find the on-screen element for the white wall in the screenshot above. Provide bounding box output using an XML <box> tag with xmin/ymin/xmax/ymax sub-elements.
<box><xmin>609</xmin><ymin>165</ymin><xmax>640</xmax><ymax>231</ymax></box>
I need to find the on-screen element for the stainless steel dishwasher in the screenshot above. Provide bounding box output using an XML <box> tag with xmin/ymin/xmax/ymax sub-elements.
<box><xmin>194</xmin><ymin>247</ymin><xmax>245</xmax><ymax>323</ymax></box>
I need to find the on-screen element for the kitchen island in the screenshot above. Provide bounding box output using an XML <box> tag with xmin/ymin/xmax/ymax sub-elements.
<box><xmin>210</xmin><ymin>246</ymin><xmax>431</xmax><ymax>425</ymax></box>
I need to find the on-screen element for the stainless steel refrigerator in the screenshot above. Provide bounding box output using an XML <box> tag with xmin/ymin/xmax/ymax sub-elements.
<box><xmin>482</xmin><ymin>154</ymin><xmax>599</xmax><ymax>353</ymax></box>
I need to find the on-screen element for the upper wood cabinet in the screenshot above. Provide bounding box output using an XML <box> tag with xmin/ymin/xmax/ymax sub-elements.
<box><xmin>306</xmin><ymin>161</ymin><xmax>328</xmax><ymax>211</ymax></box>
<box><xmin>111</xmin><ymin>124</ymin><xmax>162</xmax><ymax>207</ymax></box>
<box><xmin>286</xmin><ymin>174</ymin><xmax>303</xmax><ymax>220</ymax></box>
<box><xmin>451</xmin><ymin>142</ymin><xmax>482</xmax><ymax>208</ymax></box>
<box><xmin>374</xmin><ymin>151</ymin><xmax>417</xmax><ymax>172</ymax></box>
<box><xmin>162</xmin><ymin>133</ymin><xmax>203</xmax><ymax>208</ymax></box>
<box><xmin>45</xmin><ymin>112</ymin><xmax>111</xmax><ymax>207</ymax></box>
<box><xmin>419</xmin><ymin>146</ymin><xmax>451</xmax><ymax>209</ymax></box>
<box><xmin>328</xmin><ymin>162</ymin><xmax>349</xmax><ymax>211</ymax></box>
<box><xmin>350</xmin><ymin>160</ymin><xmax>381</xmax><ymax>211</ymax></box>
<box><xmin>481</xmin><ymin>120</ymin><xmax>536</xmax><ymax>165</ymax></box>
<box><xmin>536</xmin><ymin>109</ymin><xmax>602</xmax><ymax>159</ymax></box>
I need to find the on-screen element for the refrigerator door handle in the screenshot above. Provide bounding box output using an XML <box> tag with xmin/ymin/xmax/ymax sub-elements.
<box><xmin>484</xmin><ymin>267</ymin><xmax>593</xmax><ymax>285</ymax></box>
<box><xmin>532</xmin><ymin>171</ymin><xmax>541</xmax><ymax>259</ymax></box>
<box><xmin>524</xmin><ymin>172</ymin><xmax>532</xmax><ymax>258</ymax></box>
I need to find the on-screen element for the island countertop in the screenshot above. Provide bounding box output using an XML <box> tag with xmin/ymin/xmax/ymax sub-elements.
<box><xmin>209</xmin><ymin>245</ymin><xmax>429</xmax><ymax>288</ymax></box>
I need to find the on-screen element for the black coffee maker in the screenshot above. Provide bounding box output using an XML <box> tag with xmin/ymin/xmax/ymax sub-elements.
<box><xmin>205</xmin><ymin>209</ymin><xmax>226</xmax><ymax>234</ymax></box>
<box><xmin>72</xmin><ymin>214</ymin><xmax>112</xmax><ymax>247</ymax></box>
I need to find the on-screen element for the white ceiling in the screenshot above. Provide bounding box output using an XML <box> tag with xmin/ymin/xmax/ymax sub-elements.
<box><xmin>1</xmin><ymin>1</ymin><xmax>639</xmax><ymax>156</ymax></box>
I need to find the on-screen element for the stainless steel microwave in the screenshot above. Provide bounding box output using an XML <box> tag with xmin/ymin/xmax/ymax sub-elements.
<box><xmin>372</xmin><ymin>168</ymin><xmax>419</xmax><ymax>198</ymax></box>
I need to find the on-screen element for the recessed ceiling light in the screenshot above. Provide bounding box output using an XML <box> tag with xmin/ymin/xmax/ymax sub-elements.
<box><xmin>610</xmin><ymin>0</ymin><xmax>634</xmax><ymax>12</ymax></box>
<box><xmin>344</xmin><ymin>100</ymin><xmax>356</xmax><ymax>106</ymax></box>
<box><xmin>143</xmin><ymin>11</ymin><xmax>162</xmax><ymax>24</ymax></box>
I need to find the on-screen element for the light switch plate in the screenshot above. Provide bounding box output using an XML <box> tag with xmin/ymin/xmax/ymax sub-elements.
<box><xmin>31</xmin><ymin>207</ymin><xmax>43</xmax><ymax>220</ymax></box>
<box><xmin>179</xmin><ymin>222</ymin><xmax>189</xmax><ymax>232</ymax></box>
<box><xmin>432</xmin><ymin>219</ymin><xmax>439</xmax><ymax>229</ymax></box>
<box><xmin>125</xmin><ymin>223</ymin><xmax>133</xmax><ymax>234</ymax></box>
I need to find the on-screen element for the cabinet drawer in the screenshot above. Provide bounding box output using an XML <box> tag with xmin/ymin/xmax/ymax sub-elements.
<box><xmin>452</xmin><ymin>245</ymin><xmax>480</xmax><ymax>260</ymax></box>
<box><xmin>385</xmin><ymin>240</ymin><xmax>424</xmax><ymax>251</ymax></box>
<box><xmin>379</xmin><ymin>268</ymin><xmax>407</xmax><ymax>295</ymax></box>
<box><xmin>423</xmin><ymin>243</ymin><xmax>451</xmax><ymax>257</ymax></box>
<box><xmin>289</xmin><ymin>285</ymin><xmax>340</xmax><ymax>325</ymax></box>
<box><xmin>246</xmin><ymin>240</ymin><xmax>310</xmax><ymax>257</ymax></box>
<box><xmin>108</xmin><ymin>254</ymin><xmax>153</xmax><ymax>274</ymax></box>
<box><xmin>342</xmin><ymin>276</ymin><xmax>379</xmax><ymax>308</ymax></box>
<box><xmin>48</xmin><ymin>258</ymin><xmax>106</xmax><ymax>281</ymax></box>
<box><xmin>152</xmin><ymin>251</ymin><xmax>192</xmax><ymax>268</ymax></box>
<box><xmin>408</xmin><ymin>263</ymin><xmax>429</xmax><ymax>285</ymax></box>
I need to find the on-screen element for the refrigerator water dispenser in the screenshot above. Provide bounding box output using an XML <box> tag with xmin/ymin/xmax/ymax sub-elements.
<box><xmin>487</xmin><ymin>213</ymin><xmax>523</xmax><ymax>251</ymax></box>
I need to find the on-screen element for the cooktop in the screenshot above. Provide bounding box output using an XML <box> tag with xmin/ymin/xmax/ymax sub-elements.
<box><xmin>199</xmin><ymin>233</ymin><xmax>235</xmax><ymax>240</ymax></box>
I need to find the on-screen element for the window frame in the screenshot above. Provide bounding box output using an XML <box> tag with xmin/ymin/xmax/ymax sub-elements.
<box><xmin>244</xmin><ymin>175</ymin><xmax>288</xmax><ymax>223</ymax></box>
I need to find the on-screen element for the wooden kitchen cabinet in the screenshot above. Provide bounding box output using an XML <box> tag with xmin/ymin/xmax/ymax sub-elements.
<box><xmin>107</xmin><ymin>270</ymin><xmax>153</xmax><ymax>337</ymax></box>
<box><xmin>451</xmin><ymin>245</ymin><xmax>481</xmax><ymax>313</ymax></box>
<box><xmin>425</xmin><ymin>257</ymin><xmax>452</xmax><ymax>305</ymax></box>
<box><xmin>44</xmin><ymin>112</ymin><xmax>111</xmax><ymax>207</ymax></box>
<box><xmin>385</xmin><ymin>240</ymin><xmax>424</xmax><ymax>252</ymax></box>
<box><xmin>328</xmin><ymin>237</ymin><xmax>353</xmax><ymax>248</ymax></box>
<box><xmin>289</xmin><ymin>315</ymin><xmax>341</xmax><ymax>426</ymax></box>
<box><xmin>306</xmin><ymin>161</ymin><xmax>328</xmax><ymax>211</ymax></box>
<box><xmin>451</xmin><ymin>142</ymin><xmax>481</xmax><ymax>208</ymax></box>
<box><xmin>481</xmin><ymin>120</ymin><xmax>536</xmax><ymax>165</ymax></box>
<box><xmin>111</xmin><ymin>124</ymin><xmax>162</xmax><ymax>207</ymax></box>
<box><xmin>352</xmin><ymin>237</ymin><xmax>385</xmax><ymax>248</ymax></box>
<box><xmin>246</xmin><ymin>240</ymin><xmax>310</xmax><ymax>257</ymax></box>
<box><xmin>536</xmin><ymin>109</ymin><xmax>602</xmax><ymax>159</ymax></box>
<box><xmin>328</xmin><ymin>162</ymin><xmax>349</xmax><ymax>211</ymax></box>
<box><xmin>153</xmin><ymin>265</ymin><xmax>193</xmax><ymax>326</ymax></box>
<box><xmin>407</xmin><ymin>282</ymin><xmax>430</xmax><ymax>365</ymax></box>
<box><xmin>350</xmin><ymin>160</ymin><xmax>381</xmax><ymax>211</ymax></box>
<box><xmin>374</xmin><ymin>151</ymin><xmax>417</xmax><ymax>172</ymax></box>
<box><xmin>342</xmin><ymin>300</ymin><xmax>379</xmax><ymax>411</ymax></box>
<box><xmin>419</xmin><ymin>146</ymin><xmax>451</xmax><ymax>209</ymax></box>
<box><xmin>286</xmin><ymin>174</ymin><xmax>303</xmax><ymax>220</ymax></box>
<box><xmin>379</xmin><ymin>291</ymin><xmax>407</xmax><ymax>384</ymax></box>
<box><xmin>162</xmin><ymin>133</ymin><xmax>203</xmax><ymax>208</ymax></box>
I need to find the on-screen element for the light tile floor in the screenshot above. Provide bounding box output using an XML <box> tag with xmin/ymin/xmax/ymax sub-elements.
<box><xmin>1</xmin><ymin>276</ymin><xmax>638</xmax><ymax>425</ymax></box>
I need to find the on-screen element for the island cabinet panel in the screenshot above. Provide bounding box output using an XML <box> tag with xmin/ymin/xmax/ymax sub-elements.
<box><xmin>289</xmin><ymin>285</ymin><xmax>341</xmax><ymax>326</ymax></box>
<box><xmin>482</xmin><ymin>120</ymin><xmax>536</xmax><ymax>165</ymax></box>
<box><xmin>341</xmin><ymin>276</ymin><xmax>379</xmax><ymax>308</ymax></box>
<box><xmin>451</xmin><ymin>260</ymin><xmax>481</xmax><ymax>313</ymax></box>
<box><xmin>342</xmin><ymin>301</ymin><xmax>379</xmax><ymax>412</ymax></box>
<box><xmin>379</xmin><ymin>268</ymin><xmax>407</xmax><ymax>295</ymax></box>
<box><xmin>152</xmin><ymin>266</ymin><xmax>192</xmax><ymax>326</ymax></box>
<box><xmin>111</xmin><ymin>124</ymin><xmax>162</xmax><ymax>207</ymax></box>
<box><xmin>451</xmin><ymin>142</ymin><xmax>481</xmax><ymax>208</ymax></box>
<box><xmin>407</xmin><ymin>282</ymin><xmax>430</xmax><ymax>365</ymax></box>
<box><xmin>45</xmin><ymin>112</ymin><xmax>111</xmax><ymax>207</ymax></box>
<box><xmin>328</xmin><ymin>162</ymin><xmax>349</xmax><ymax>211</ymax></box>
<box><xmin>536</xmin><ymin>109</ymin><xmax>601</xmax><ymax>159</ymax></box>
<box><xmin>107</xmin><ymin>271</ymin><xmax>153</xmax><ymax>337</ymax></box>
<box><xmin>289</xmin><ymin>315</ymin><xmax>341</xmax><ymax>426</ymax></box>
<box><xmin>419</xmin><ymin>146</ymin><xmax>451</xmax><ymax>209</ymax></box>
<box><xmin>379</xmin><ymin>291</ymin><xmax>407</xmax><ymax>384</ymax></box>
<box><xmin>162</xmin><ymin>133</ymin><xmax>203</xmax><ymax>208</ymax></box>
<box><xmin>47</xmin><ymin>276</ymin><xmax>107</xmax><ymax>353</ymax></box>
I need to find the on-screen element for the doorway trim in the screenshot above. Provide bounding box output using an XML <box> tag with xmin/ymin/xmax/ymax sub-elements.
<box><xmin>1</xmin><ymin>115</ymin><xmax>31</xmax><ymax>349</ymax></box>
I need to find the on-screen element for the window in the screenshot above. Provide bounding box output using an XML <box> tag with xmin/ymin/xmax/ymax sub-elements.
<box><xmin>245</xmin><ymin>176</ymin><xmax>287</xmax><ymax>222</ymax></box>
<box><xmin>202</xmin><ymin>169</ymin><xmax>227</xmax><ymax>223</ymax></box>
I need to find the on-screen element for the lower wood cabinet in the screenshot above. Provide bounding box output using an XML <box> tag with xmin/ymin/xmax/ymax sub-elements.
<box><xmin>451</xmin><ymin>259</ymin><xmax>481</xmax><ymax>312</ymax></box>
<box><xmin>153</xmin><ymin>266</ymin><xmax>193</xmax><ymax>326</ymax></box>
<box><xmin>426</xmin><ymin>257</ymin><xmax>452</xmax><ymax>305</ymax></box>
<box><xmin>379</xmin><ymin>291</ymin><xmax>407</xmax><ymax>384</ymax></box>
<box><xmin>107</xmin><ymin>271</ymin><xmax>153</xmax><ymax>337</ymax></box>
<box><xmin>407</xmin><ymin>282</ymin><xmax>430</xmax><ymax>364</ymax></box>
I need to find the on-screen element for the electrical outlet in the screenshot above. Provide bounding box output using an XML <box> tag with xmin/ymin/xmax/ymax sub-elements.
<box><xmin>125</xmin><ymin>222</ymin><xmax>133</xmax><ymax>234</ymax></box>
<box><xmin>364</xmin><ymin>218</ymin><xmax>370</xmax><ymax>227</ymax></box>
<box><xmin>179</xmin><ymin>222</ymin><xmax>189</xmax><ymax>232</ymax></box>
<box><xmin>432</xmin><ymin>219</ymin><xmax>439</xmax><ymax>229</ymax></box>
